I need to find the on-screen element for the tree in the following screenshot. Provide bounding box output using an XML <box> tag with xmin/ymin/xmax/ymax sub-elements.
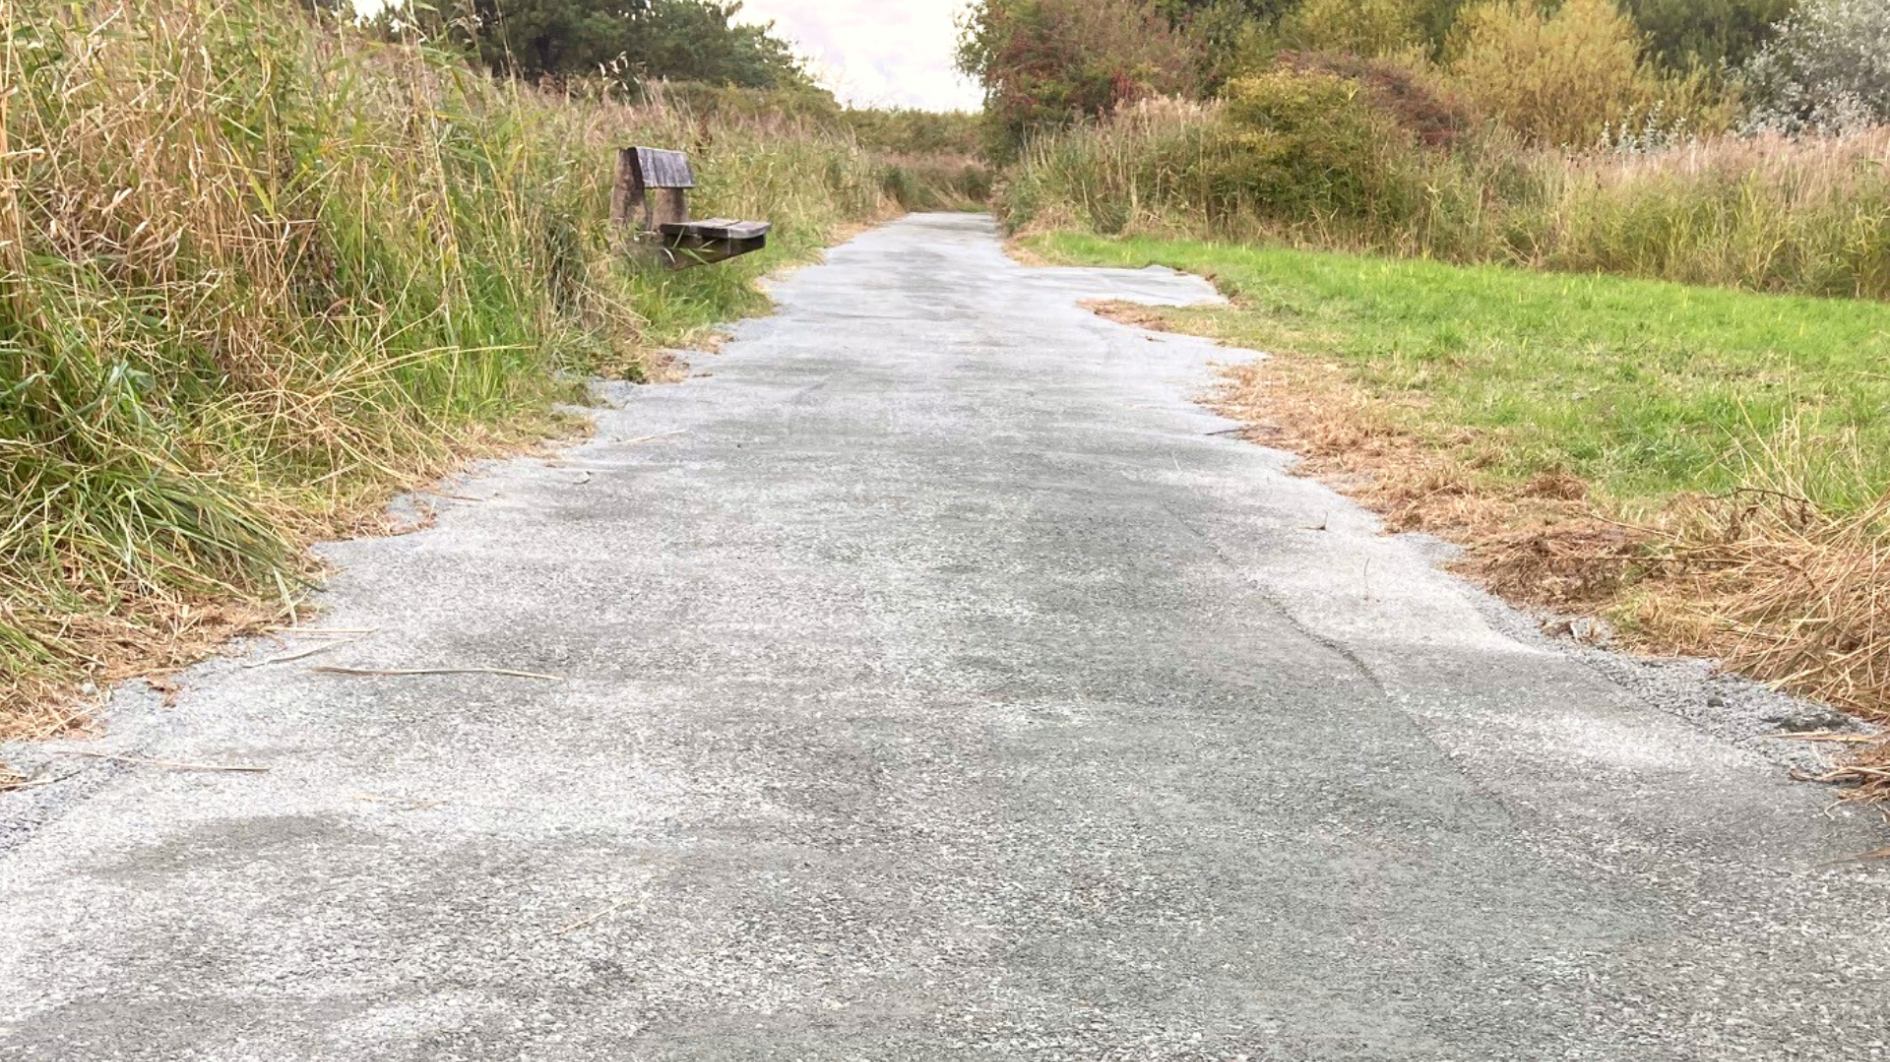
<box><xmin>1170</xmin><ymin>0</ymin><xmax>1473</xmax><ymax>80</ymax></box>
<box><xmin>1152</xmin><ymin>0</ymin><xmax>1296</xmax><ymax>87</ymax></box>
<box><xmin>1622</xmin><ymin>0</ymin><xmax>1795</xmax><ymax>72</ymax></box>
<box><xmin>616</xmin><ymin>0</ymin><xmax>810</xmax><ymax>89</ymax></box>
<box><xmin>396</xmin><ymin>0</ymin><xmax>815</xmax><ymax>91</ymax></box>
<box><xmin>1744</xmin><ymin>0</ymin><xmax>1890</xmax><ymax>133</ymax></box>
<box><xmin>957</xmin><ymin>0</ymin><xmax>1201</xmax><ymax>156</ymax></box>
<box><xmin>1151</xmin><ymin>0</ymin><xmax>1297</xmax><ymax>23</ymax></box>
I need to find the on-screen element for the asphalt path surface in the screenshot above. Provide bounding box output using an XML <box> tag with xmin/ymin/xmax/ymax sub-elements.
<box><xmin>3</xmin><ymin>214</ymin><xmax>1886</xmax><ymax>1060</ymax></box>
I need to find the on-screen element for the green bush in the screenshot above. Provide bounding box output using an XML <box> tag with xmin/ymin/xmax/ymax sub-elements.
<box><xmin>999</xmin><ymin>72</ymin><xmax>1426</xmax><ymax>237</ymax></box>
<box><xmin>957</xmin><ymin>0</ymin><xmax>1202</xmax><ymax>158</ymax></box>
<box><xmin>1444</xmin><ymin>0</ymin><xmax>1655</xmax><ymax>147</ymax></box>
<box><xmin>1276</xmin><ymin>51</ymin><xmax>1478</xmax><ymax>148</ymax></box>
<box><xmin>1271</xmin><ymin>0</ymin><xmax>1428</xmax><ymax>57</ymax></box>
<box><xmin>1624</xmin><ymin>0</ymin><xmax>1793</xmax><ymax>72</ymax></box>
<box><xmin>1205</xmin><ymin>70</ymin><xmax>1419</xmax><ymax>222</ymax></box>
<box><xmin>842</xmin><ymin>109</ymin><xmax>985</xmax><ymax>156</ymax></box>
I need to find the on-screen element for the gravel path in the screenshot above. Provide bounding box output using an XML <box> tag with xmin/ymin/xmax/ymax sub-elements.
<box><xmin>2</xmin><ymin>214</ymin><xmax>1886</xmax><ymax>1061</ymax></box>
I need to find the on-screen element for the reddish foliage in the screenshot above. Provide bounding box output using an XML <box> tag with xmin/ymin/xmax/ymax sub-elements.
<box><xmin>961</xmin><ymin>0</ymin><xmax>1200</xmax><ymax>152</ymax></box>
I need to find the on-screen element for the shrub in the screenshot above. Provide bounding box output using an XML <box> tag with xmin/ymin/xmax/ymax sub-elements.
<box><xmin>1276</xmin><ymin>50</ymin><xmax>1478</xmax><ymax>148</ymax></box>
<box><xmin>1157</xmin><ymin>0</ymin><xmax>1296</xmax><ymax>88</ymax></box>
<box><xmin>1272</xmin><ymin>0</ymin><xmax>1429</xmax><ymax>57</ymax></box>
<box><xmin>1207</xmin><ymin>70</ymin><xmax>1419</xmax><ymax>222</ymax></box>
<box><xmin>1622</xmin><ymin>0</ymin><xmax>1794</xmax><ymax>72</ymax></box>
<box><xmin>1744</xmin><ymin>0</ymin><xmax>1890</xmax><ymax>134</ymax></box>
<box><xmin>1001</xmin><ymin>90</ymin><xmax>1890</xmax><ymax>305</ymax></box>
<box><xmin>998</xmin><ymin>71</ymin><xmax>1435</xmax><ymax>239</ymax></box>
<box><xmin>1446</xmin><ymin>0</ymin><xmax>1656</xmax><ymax>146</ymax></box>
<box><xmin>842</xmin><ymin>109</ymin><xmax>985</xmax><ymax>156</ymax></box>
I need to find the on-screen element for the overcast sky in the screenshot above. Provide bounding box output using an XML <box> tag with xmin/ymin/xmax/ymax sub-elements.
<box><xmin>738</xmin><ymin>0</ymin><xmax>982</xmax><ymax>112</ymax></box>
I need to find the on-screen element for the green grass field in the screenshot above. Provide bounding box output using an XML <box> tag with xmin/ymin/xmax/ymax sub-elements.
<box><xmin>1032</xmin><ymin>232</ymin><xmax>1890</xmax><ymax>516</ymax></box>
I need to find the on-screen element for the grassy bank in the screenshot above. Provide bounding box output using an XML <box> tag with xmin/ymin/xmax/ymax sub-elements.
<box><xmin>1034</xmin><ymin>231</ymin><xmax>1890</xmax><ymax>792</ymax></box>
<box><xmin>0</xmin><ymin>1</ymin><xmax>928</xmax><ymax>741</ymax></box>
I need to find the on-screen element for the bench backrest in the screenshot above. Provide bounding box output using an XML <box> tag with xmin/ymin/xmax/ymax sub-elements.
<box><xmin>613</xmin><ymin>146</ymin><xmax>695</xmax><ymax>234</ymax></box>
<box><xmin>628</xmin><ymin>147</ymin><xmax>695</xmax><ymax>190</ymax></box>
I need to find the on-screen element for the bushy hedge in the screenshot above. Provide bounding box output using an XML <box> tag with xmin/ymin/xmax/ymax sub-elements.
<box><xmin>961</xmin><ymin>0</ymin><xmax>1792</xmax><ymax>153</ymax></box>
<box><xmin>1205</xmin><ymin>71</ymin><xmax>1417</xmax><ymax>223</ymax></box>
<box><xmin>1001</xmin><ymin>63</ymin><xmax>1890</xmax><ymax>302</ymax></box>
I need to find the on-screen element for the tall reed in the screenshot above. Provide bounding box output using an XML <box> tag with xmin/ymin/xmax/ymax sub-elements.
<box><xmin>0</xmin><ymin>0</ymin><xmax>907</xmax><ymax>732</ymax></box>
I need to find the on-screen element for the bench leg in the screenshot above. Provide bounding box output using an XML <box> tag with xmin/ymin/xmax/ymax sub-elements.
<box><xmin>609</xmin><ymin>149</ymin><xmax>645</xmax><ymax>251</ymax></box>
<box><xmin>652</xmin><ymin>189</ymin><xmax>689</xmax><ymax>230</ymax></box>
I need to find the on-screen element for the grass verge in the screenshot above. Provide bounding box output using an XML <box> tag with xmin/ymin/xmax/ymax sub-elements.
<box><xmin>1031</xmin><ymin>230</ymin><xmax>1890</xmax><ymax>798</ymax></box>
<box><xmin>0</xmin><ymin>0</ymin><xmax>926</xmax><ymax>756</ymax></box>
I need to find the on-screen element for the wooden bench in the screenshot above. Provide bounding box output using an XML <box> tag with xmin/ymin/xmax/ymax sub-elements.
<box><xmin>610</xmin><ymin>147</ymin><xmax>771</xmax><ymax>269</ymax></box>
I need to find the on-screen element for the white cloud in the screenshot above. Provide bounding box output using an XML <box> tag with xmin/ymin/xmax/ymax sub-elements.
<box><xmin>736</xmin><ymin>0</ymin><xmax>983</xmax><ymax>112</ymax></box>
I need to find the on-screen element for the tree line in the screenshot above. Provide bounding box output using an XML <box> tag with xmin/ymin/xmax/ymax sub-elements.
<box><xmin>374</xmin><ymin>0</ymin><xmax>815</xmax><ymax>95</ymax></box>
<box><xmin>956</xmin><ymin>0</ymin><xmax>1890</xmax><ymax>153</ymax></box>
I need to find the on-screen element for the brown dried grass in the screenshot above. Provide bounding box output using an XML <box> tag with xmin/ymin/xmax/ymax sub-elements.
<box><xmin>0</xmin><ymin>596</ymin><xmax>281</xmax><ymax>744</ymax></box>
<box><xmin>0</xmin><ymin>414</ymin><xmax>569</xmax><ymax>747</ymax></box>
<box><xmin>1653</xmin><ymin>487</ymin><xmax>1890</xmax><ymax>797</ymax></box>
<box><xmin>1653</xmin><ymin>488</ymin><xmax>1889</xmax><ymax>716</ymax></box>
<box><xmin>1200</xmin><ymin>345</ymin><xmax>1650</xmax><ymax>613</ymax></box>
<box><xmin>1090</xmin><ymin>299</ymin><xmax>1890</xmax><ymax>800</ymax></box>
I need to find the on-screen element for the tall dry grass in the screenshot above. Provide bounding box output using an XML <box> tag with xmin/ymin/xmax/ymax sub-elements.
<box><xmin>0</xmin><ymin>0</ymin><xmax>916</xmax><ymax>738</ymax></box>
<box><xmin>1520</xmin><ymin>130</ymin><xmax>1890</xmax><ymax>297</ymax></box>
<box><xmin>1649</xmin><ymin>425</ymin><xmax>1890</xmax><ymax>723</ymax></box>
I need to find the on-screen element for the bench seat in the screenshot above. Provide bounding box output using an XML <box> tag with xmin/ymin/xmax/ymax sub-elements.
<box><xmin>659</xmin><ymin>219</ymin><xmax>773</xmax><ymax>241</ymax></box>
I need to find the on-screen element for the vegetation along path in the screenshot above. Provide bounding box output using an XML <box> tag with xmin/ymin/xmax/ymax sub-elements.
<box><xmin>2</xmin><ymin>214</ymin><xmax>1887</xmax><ymax>1060</ymax></box>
